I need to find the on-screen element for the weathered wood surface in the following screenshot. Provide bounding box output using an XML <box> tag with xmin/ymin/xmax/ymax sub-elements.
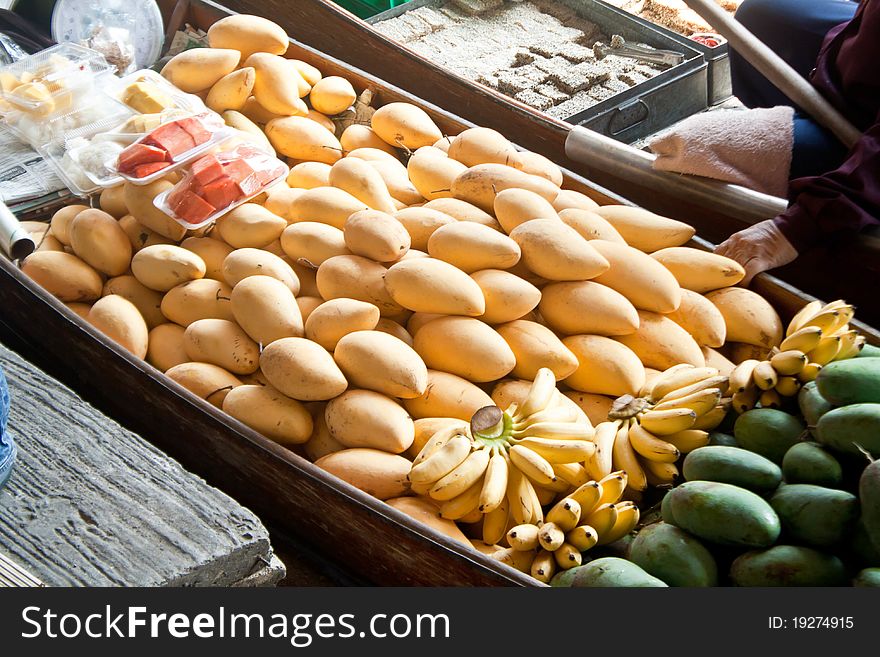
<box><xmin>0</xmin><ymin>341</ymin><xmax>282</xmax><ymax>587</ymax></box>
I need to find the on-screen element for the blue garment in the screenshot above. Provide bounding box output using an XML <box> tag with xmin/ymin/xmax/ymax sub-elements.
<box><xmin>730</xmin><ymin>0</ymin><xmax>858</xmax><ymax>180</ymax></box>
<box><xmin>0</xmin><ymin>366</ymin><xmax>16</xmax><ymax>490</ymax></box>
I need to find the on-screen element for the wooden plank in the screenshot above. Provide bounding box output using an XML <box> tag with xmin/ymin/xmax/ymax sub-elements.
<box><xmin>0</xmin><ymin>341</ymin><xmax>280</xmax><ymax>587</ymax></box>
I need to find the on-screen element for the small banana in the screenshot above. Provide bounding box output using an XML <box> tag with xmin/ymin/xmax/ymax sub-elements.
<box><xmin>611</xmin><ymin>421</ymin><xmax>647</xmax><ymax>490</ymax></box>
<box><xmin>587</xmin><ymin>420</ymin><xmax>618</xmax><ymax>480</ymax></box>
<box><xmin>508</xmin><ymin>523</ymin><xmax>540</xmax><ymax>551</ymax></box>
<box><xmin>515</xmin><ymin>367</ymin><xmax>557</xmax><ymax>420</ymax></box>
<box><xmin>567</xmin><ymin>525</ymin><xmax>598</xmax><ymax>551</ymax></box>
<box><xmin>523</xmin><ymin>474</ymin><xmax>545</xmax><ymax>524</ymax></box>
<box><xmin>506</xmin><ymin>462</ymin><xmax>531</xmax><ymax>526</ymax></box>
<box><xmin>650</xmin><ymin>366</ymin><xmax>717</xmax><ymax>401</ymax></box>
<box><xmin>597</xmin><ymin>471</ymin><xmax>628</xmax><ymax>505</ymax></box>
<box><xmin>652</xmin><ymin>387</ymin><xmax>722</xmax><ymax>416</ymax></box>
<box><xmin>642</xmin><ymin>460</ymin><xmax>679</xmax><ymax>487</ymax></box>
<box><xmin>570</xmin><ymin>480</ymin><xmax>603</xmax><ymax>515</ymax></box>
<box><xmin>798</xmin><ymin>362</ymin><xmax>823</xmax><ymax>383</ymax></box>
<box><xmin>627</xmin><ymin>421</ymin><xmax>680</xmax><ymax>463</ymax></box>
<box><xmin>655</xmin><ymin>375</ymin><xmax>727</xmax><ymax>404</ymax></box>
<box><xmin>582</xmin><ymin>502</ymin><xmax>618</xmax><ymax>537</ymax></box>
<box><xmin>833</xmin><ymin>330</ymin><xmax>862</xmax><ymax>361</ymax></box>
<box><xmin>482</xmin><ymin>499</ymin><xmax>509</xmax><ymax>545</ymax></box>
<box><xmin>509</xmin><ymin>444</ymin><xmax>557</xmax><ymax>487</ymax></box>
<box><xmin>597</xmin><ymin>502</ymin><xmax>640</xmax><ymax>545</ymax></box>
<box><xmin>553</xmin><ymin>462</ymin><xmax>590</xmax><ymax>488</ymax></box>
<box><xmin>759</xmin><ymin>389</ymin><xmax>782</xmax><ymax>409</ymax></box>
<box><xmin>691</xmin><ymin>405</ymin><xmax>728</xmax><ymax>431</ymax></box>
<box><xmin>530</xmin><ymin>550</ymin><xmax>556</xmax><ymax>583</ymax></box>
<box><xmin>513</xmin><ymin>436</ymin><xmax>595</xmax><ymax>463</ymax></box>
<box><xmin>775</xmin><ymin>376</ymin><xmax>800</xmax><ymax>397</ymax></box>
<box><xmin>801</xmin><ymin>308</ymin><xmax>840</xmax><ymax>335</ymax></box>
<box><xmin>752</xmin><ymin>360</ymin><xmax>778</xmax><ymax>390</ymax></box>
<box><xmin>513</xmin><ymin>421</ymin><xmax>593</xmax><ymax>441</ymax></box>
<box><xmin>823</xmin><ymin>302</ymin><xmax>854</xmax><ymax>334</ymax></box>
<box><xmin>662</xmin><ymin>429</ymin><xmax>710</xmax><ymax>453</ymax></box>
<box><xmin>770</xmin><ymin>350</ymin><xmax>808</xmax><ymax>376</ymax></box>
<box><xmin>534</xmin><ymin>483</ymin><xmax>561</xmax><ymax>504</ymax></box>
<box><xmin>429</xmin><ymin>446</ymin><xmax>491</xmax><ymax>501</ymax></box>
<box><xmin>638</xmin><ymin>408</ymin><xmax>697</xmax><ymax>436</ymax></box>
<box><xmin>546</xmin><ymin>497</ymin><xmax>582</xmax><ymax>532</ymax></box>
<box><xmin>493</xmin><ymin>547</ymin><xmax>536</xmax><ymax>574</ymax></box>
<box><xmin>439</xmin><ymin>479</ymin><xmax>483</xmax><ymax>520</ymax></box>
<box><xmin>538</xmin><ymin>522</ymin><xmax>566</xmax><ymax>552</ymax></box>
<box><xmin>409</xmin><ymin>433</ymin><xmax>473</xmax><ymax>485</ymax></box>
<box><xmin>730</xmin><ymin>359</ymin><xmax>760</xmax><ymax>394</ymax></box>
<box><xmin>786</xmin><ymin>299</ymin><xmax>823</xmax><ymax>335</ymax></box>
<box><xmin>808</xmin><ymin>335</ymin><xmax>842</xmax><ymax>366</ymax></box>
<box><xmin>732</xmin><ymin>387</ymin><xmax>759</xmax><ymax>414</ymax></box>
<box><xmin>412</xmin><ymin>424</ymin><xmax>461</xmax><ymax>466</ymax></box>
<box><xmin>478</xmin><ymin>449</ymin><xmax>509</xmax><ymax>513</ymax></box>
<box><xmin>780</xmin><ymin>326</ymin><xmax>823</xmax><ymax>353</ymax></box>
<box><xmin>553</xmin><ymin>543</ymin><xmax>583</xmax><ymax>570</ymax></box>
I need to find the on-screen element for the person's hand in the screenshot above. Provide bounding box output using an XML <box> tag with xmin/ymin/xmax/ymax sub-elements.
<box><xmin>715</xmin><ymin>219</ymin><xmax>798</xmax><ymax>286</ymax></box>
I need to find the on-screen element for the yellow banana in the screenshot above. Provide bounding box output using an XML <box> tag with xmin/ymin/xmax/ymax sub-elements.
<box><xmin>775</xmin><ymin>376</ymin><xmax>800</xmax><ymax>397</ymax></box>
<box><xmin>493</xmin><ymin>547</ymin><xmax>536</xmax><ymax>574</ymax></box>
<box><xmin>512</xmin><ymin>406</ymin><xmax>576</xmax><ymax>431</ymax></box>
<box><xmin>822</xmin><ymin>302</ymin><xmax>854</xmax><ymax>334</ymax></box>
<box><xmin>650</xmin><ymin>366</ymin><xmax>717</xmax><ymax>402</ymax></box>
<box><xmin>832</xmin><ymin>330</ymin><xmax>861</xmax><ymax>361</ymax></box>
<box><xmin>656</xmin><ymin>375</ymin><xmax>727</xmax><ymax>404</ymax></box>
<box><xmin>752</xmin><ymin>360</ymin><xmax>778</xmax><ymax>390</ymax></box>
<box><xmin>523</xmin><ymin>475</ymin><xmax>544</xmax><ymax>524</ymax></box>
<box><xmin>638</xmin><ymin>408</ymin><xmax>697</xmax><ymax>436</ymax></box>
<box><xmin>514</xmin><ymin>422</ymin><xmax>594</xmax><ymax>441</ymax></box>
<box><xmin>530</xmin><ymin>550</ymin><xmax>556</xmax><ymax>583</ymax></box>
<box><xmin>586</xmin><ymin>420</ymin><xmax>618</xmax><ymax>481</ymax></box>
<box><xmin>627</xmin><ymin>421</ymin><xmax>680</xmax><ymax>463</ymax></box>
<box><xmin>460</xmin><ymin>508</ymin><xmax>483</xmax><ymax>524</ymax></box>
<box><xmin>412</xmin><ymin>424</ymin><xmax>462</xmax><ymax>466</ymax></box>
<box><xmin>663</xmin><ymin>429</ymin><xmax>710</xmax><ymax>453</ymax></box>
<box><xmin>653</xmin><ymin>387</ymin><xmax>722</xmax><ymax>416</ymax></box>
<box><xmin>598</xmin><ymin>471</ymin><xmax>628</xmax><ymax>505</ymax></box>
<box><xmin>759</xmin><ymin>389</ymin><xmax>782</xmax><ymax>409</ymax></box>
<box><xmin>780</xmin><ymin>326</ymin><xmax>823</xmax><ymax>353</ymax></box>
<box><xmin>807</xmin><ymin>335</ymin><xmax>842</xmax><ymax>366</ymax></box>
<box><xmin>732</xmin><ymin>387</ymin><xmax>759</xmax><ymax>414</ymax></box>
<box><xmin>642</xmin><ymin>460</ymin><xmax>679</xmax><ymax>486</ymax></box>
<box><xmin>507</xmin><ymin>523</ymin><xmax>540</xmax><ymax>551</ymax></box>
<box><xmin>506</xmin><ymin>461</ymin><xmax>531</xmax><ymax>526</ymax></box>
<box><xmin>439</xmin><ymin>479</ymin><xmax>483</xmax><ymax>519</ymax></box>
<box><xmin>513</xmin><ymin>436</ymin><xmax>595</xmax><ymax>464</ymax></box>
<box><xmin>553</xmin><ymin>462</ymin><xmax>590</xmax><ymax>488</ymax></box>
<box><xmin>567</xmin><ymin>525</ymin><xmax>598</xmax><ymax>551</ymax></box>
<box><xmin>787</xmin><ymin>299</ymin><xmax>823</xmax><ymax>335</ymax></box>
<box><xmin>409</xmin><ymin>433</ymin><xmax>473</xmax><ymax>485</ymax></box>
<box><xmin>538</xmin><ymin>522</ymin><xmax>566</xmax><ymax>552</ymax></box>
<box><xmin>554</xmin><ymin>543</ymin><xmax>582</xmax><ymax>570</ymax></box>
<box><xmin>612</xmin><ymin>421</ymin><xmax>647</xmax><ymax>490</ymax></box>
<box><xmin>691</xmin><ymin>405</ymin><xmax>728</xmax><ymax>431</ymax></box>
<box><xmin>570</xmin><ymin>480</ymin><xmax>603</xmax><ymax>515</ymax></box>
<box><xmin>514</xmin><ymin>367</ymin><xmax>557</xmax><ymax>420</ymax></box>
<box><xmin>429</xmin><ymin>446</ymin><xmax>491</xmax><ymax>501</ymax></box>
<box><xmin>770</xmin><ymin>350</ymin><xmax>808</xmax><ymax>376</ymax></box>
<box><xmin>509</xmin><ymin>444</ymin><xmax>557</xmax><ymax>487</ymax></box>
<box><xmin>479</xmin><ymin>449</ymin><xmax>509</xmax><ymax>513</ymax></box>
<box><xmin>798</xmin><ymin>362</ymin><xmax>822</xmax><ymax>383</ymax></box>
<box><xmin>534</xmin><ymin>483</ymin><xmax>561</xmax><ymax>504</ymax></box>
<box><xmin>582</xmin><ymin>502</ymin><xmax>618</xmax><ymax>537</ymax></box>
<box><xmin>802</xmin><ymin>309</ymin><xmax>841</xmax><ymax>335</ymax></box>
<box><xmin>546</xmin><ymin>497</ymin><xmax>582</xmax><ymax>532</ymax></box>
<box><xmin>482</xmin><ymin>499</ymin><xmax>509</xmax><ymax>545</ymax></box>
<box><xmin>597</xmin><ymin>502</ymin><xmax>640</xmax><ymax>545</ymax></box>
<box><xmin>837</xmin><ymin>334</ymin><xmax>865</xmax><ymax>361</ymax></box>
<box><xmin>729</xmin><ymin>359</ymin><xmax>760</xmax><ymax>394</ymax></box>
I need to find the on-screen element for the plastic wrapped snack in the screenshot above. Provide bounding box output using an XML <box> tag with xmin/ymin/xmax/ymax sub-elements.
<box><xmin>155</xmin><ymin>143</ymin><xmax>288</xmax><ymax>229</ymax></box>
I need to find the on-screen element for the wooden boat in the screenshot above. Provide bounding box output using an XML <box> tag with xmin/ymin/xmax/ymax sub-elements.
<box><xmin>0</xmin><ymin>0</ymin><xmax>875</xmax><ymax>587</ymax></box>
<box><xmin>216</xmin><ymin>0</ymin><xmax>880</xmax><ymax>327</ymax></box>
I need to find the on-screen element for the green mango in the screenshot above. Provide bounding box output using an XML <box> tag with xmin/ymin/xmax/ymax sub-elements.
<box><xmin>730</xmin><ymin>545</ymin><xmax>847</xmax><ymax>586</ymax></box>
<box><xmin>549</xmin><ymin>568</ymin><xmax>580</xmax><ymax>587</ymax></box>
<box><xmin>860</xmin><ymin>459</ymin><xmax>880</xmax><ymax>552</ymax></box>
<box><xmin>663</xmin><ymin>481</ymin><xmax>780</xmax><ymax>548</ymax></box>
<box><xmin>851</xmin><ymin>519</ymin><xmax>880</xmax><ymax>567</ymax></box>
<box><xmin>857</xmin><ymin>344</ymin><xmax>880</xmax><ymax>358</ymax></box>
<box><xmin>817</xmin><ymin>358</ymin><xmax>880</xmax><ymax>405</ymax></box>
<box><xmin>708</xmin><ymin>431</ymin><xmax>738</xmax><ymax>447</ymax></box>
<box><xmin>816</xmin><ymin>403</ymin><xmax>880</xmax><ymax>455</ymax></box>
<box><xmin>797</xmin><ymin>382</ymin><xmax>833</xmax><ymax>437</ymax></box>
<box><xmin>781</xmin><ymin>441</ymin><xmax>842</xmax><ymax>487</ymax></box>
<box><xmin>660</xmin><ymin>489</ymin><xmax>677</xmax><ymax>525</ymax></box>
<box><xmin>628</xmin><ymin>522</ymin><xmax>717</xmax><ymax>587</ymax></box>
<box><xmin>853</xmin><ymin>568</ymin><xmax>880</xmax><ymax>587</ymax></box>
<box><xmin>682</xmin><ymin>446</ymin><xmax>782</xmax><ymax>492</ymax></box>
<box><xmin>770</xmin><ymin>483</ymin><xmax>859</xmax><ymax>548</ymax></box>
<box><xmin>561</xmin><ymin>557</ymin><xmax>667</xmax><ymax>587</ymax></box>
<box><xmin>734</xmin><ymin>408</ymin><xmax>805</xmax><ymax>463</ymax></box>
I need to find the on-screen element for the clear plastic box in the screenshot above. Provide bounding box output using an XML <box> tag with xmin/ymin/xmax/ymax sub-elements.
<box><xmin>108</xmin><ymin>69</ymin><xmax>206</xmax><ymax>115</ymax></box>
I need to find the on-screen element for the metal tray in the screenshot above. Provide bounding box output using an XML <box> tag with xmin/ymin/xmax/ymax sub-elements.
<box><xmin>368</xmin><ymin>0</ymin><xmax>708</xmax><ymax>143</ymax></box>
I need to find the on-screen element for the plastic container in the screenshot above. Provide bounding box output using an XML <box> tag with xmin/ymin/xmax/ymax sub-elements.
<box><xmin>116</xmin><ymin>112</ymin><xmax>235</xmax><ymax>185</ymax></box>
<box><xmin>154</xmin><ymin>143</ymin><xmax>288</xmax><ymax>230</ymax></box>
<box><xmin>0</xmin><ymin>42</ymin><xmax>114</xmax><ymax>114</ymax></box>
<box><xmin>11</xmin><ymin>92</ymin><xmax>132</xmax><ymax>149</ymax></box>
<box><xmin>108</xmin><ymin>68</ymin><xmax>206</xmax><ymax>115</ymax></box>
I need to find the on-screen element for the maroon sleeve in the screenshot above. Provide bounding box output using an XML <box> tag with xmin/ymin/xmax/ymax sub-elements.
<box><xmin>774</xmin><ymin>112</ymin><xmax>880</xmax><ymax>252</ymax></box>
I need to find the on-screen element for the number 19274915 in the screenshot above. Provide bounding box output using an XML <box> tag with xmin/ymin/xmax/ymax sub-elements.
<box><xmin>769</xmin><ymin>617</ymin><xmax>854</xmax><ymax>629</ymax></box>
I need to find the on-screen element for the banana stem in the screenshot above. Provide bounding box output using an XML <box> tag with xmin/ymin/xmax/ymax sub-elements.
<box><xmin>471</xmin><ymin>406</ymin><xmax>515</xmax><ymax>451</ymax></box>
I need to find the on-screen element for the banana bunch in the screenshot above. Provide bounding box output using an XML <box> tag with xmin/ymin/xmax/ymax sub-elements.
<box><xmin>492</xmin><ymin>471</ymin><xmax>640</xmax><ymax>582</ymax></box>
<box><xmin>730</xmin><ymin>299</ymin><xmax>862</xmax><ymax>413</ymax></box>
<box><xmin>408</xmin><ymin>368</ymin><xmax>596</xmax><ymax>545</ymax></box>
<box><xmin>589</xmin><ymin>365</ymin><xmax>730</xmax><ymax>491</ymax></box>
